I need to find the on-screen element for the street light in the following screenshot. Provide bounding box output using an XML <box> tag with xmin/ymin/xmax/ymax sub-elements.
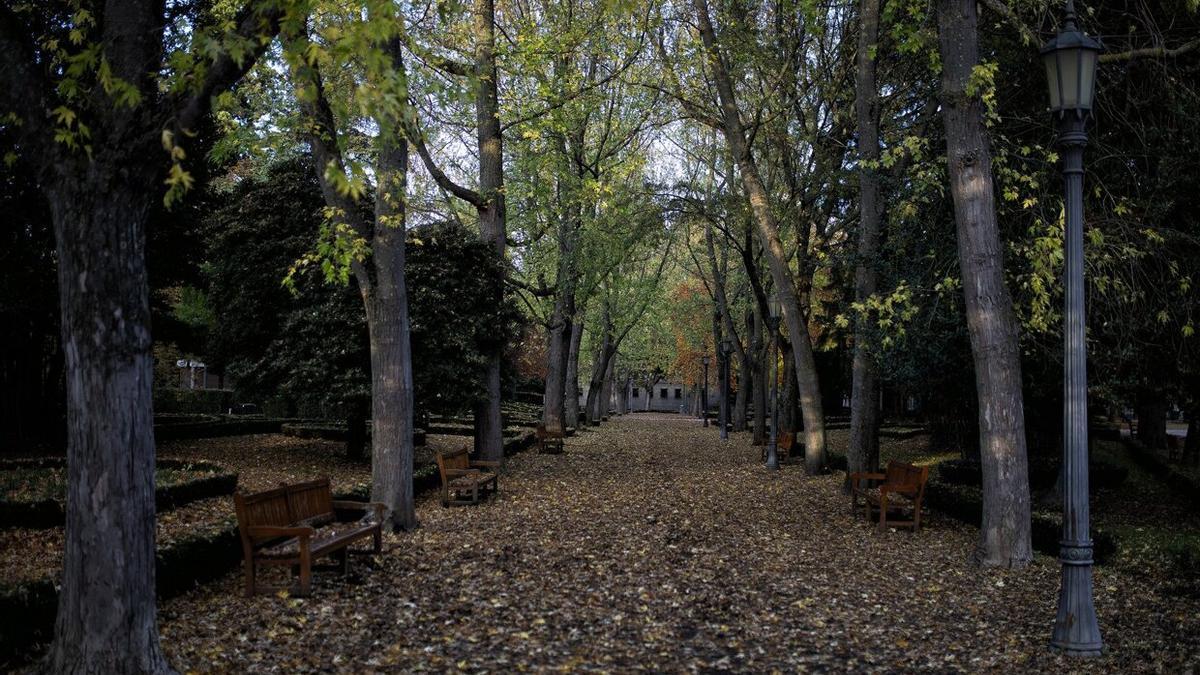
<box><xmin>720</xmin><ymin>338</ymin><xmax>733</xmax><ymax>441</ymax></box>
<box><xmin>701</xmin><ymin>355</ymin><xmax>711</xmax><ymax>427</ymax></box>
<box><xmin>1044</xmin><ymin>0</ymin><xmax>1102</xmax><ymax>657</ymax></box>
<box><xmin>765</xmin><ymin>295</ymin><xmax>782</xmax><ymax>470</ymax></box>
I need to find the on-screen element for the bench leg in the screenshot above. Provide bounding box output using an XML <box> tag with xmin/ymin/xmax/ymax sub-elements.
<box><xmin>243</xmin><ymin>558</ymin><xmax>256</xmax><ymax>597</ymax></box>
<box><xmin>298</xmin><ymin>548</ymin><xmax>312</xmax><ymax>597</ymax></box>
<box><xmin>877</xmin><ymin>493</ymin><xmax>889</xmax><ymax>533</ymax></box>
<box><xmin>373</xmin><ymin>526</ymin><xmax>383</xmax><ymax>553</ymax></box>
<box><xmin>339</xmin><ymin>549</ymin><xmax>350</xmax><ymax>576</ymax></box>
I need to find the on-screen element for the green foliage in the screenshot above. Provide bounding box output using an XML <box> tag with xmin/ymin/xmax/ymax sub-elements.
<box><xmin>203</xmin><ymin>156</ymin><xmax>516</xmax><ymax>419</ymax></box>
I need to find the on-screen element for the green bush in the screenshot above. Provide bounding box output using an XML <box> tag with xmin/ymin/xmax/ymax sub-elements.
<box><xmin>153</xmin><ymin>388</ymin><xmax>235</xmax><ymax>414</ymax></box>
<box><xmin>0</xmin><ymin>458</ymin><xmax>237</xmax><ymax>529</ymax></box>
<box><xmin>1167</xmin><ymin>538</ymin><xmax>1200</xmax><ymax>578</ymax></box>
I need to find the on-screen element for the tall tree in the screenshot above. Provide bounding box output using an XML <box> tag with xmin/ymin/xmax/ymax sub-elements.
<box><xmin>936</xmin><ymin>0</ymin><xmax>1032</xmax><ymax>566</ymax></box>
<box><xmin>286</xmin><ymin>17</ymin><xmax>418</xmax><ymax>530</ymax></box>
<box><xmin>693</xmin><ymin>0</ymin><xmax>828</xmax><ymax>473</ymax></box>
<box><xmin>848</xmin><ymin>0</ymin><xmax>884</xmax><ymax>482</ymax></box>
<box><xmin>409</xmin><ymin>0</ymin><xmax>508</xmax><ymax>462</ymax></box>
<box><xmin>0</xmin><ymin>1</ymin><xmax>288</xmax><ymax>669</ymax></box>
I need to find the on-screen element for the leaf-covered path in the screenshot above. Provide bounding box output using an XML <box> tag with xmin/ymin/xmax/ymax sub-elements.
<box><xmin>160</xmin><ymin>415</ymin><xmax>1200</xmax><ymax>672</ymax></box>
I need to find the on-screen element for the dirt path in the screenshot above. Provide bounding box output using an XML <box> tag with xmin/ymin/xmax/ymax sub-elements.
<box><xmin>159</xmin><ymin>415</ymin><xmax>1200</xmax><ymax>672</ymax></box>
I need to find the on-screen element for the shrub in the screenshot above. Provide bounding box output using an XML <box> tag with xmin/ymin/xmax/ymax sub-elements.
<box><xmin>0</xmin><ymin>458</ymin><xmax>237</xmax><ymax>529</ymax></box>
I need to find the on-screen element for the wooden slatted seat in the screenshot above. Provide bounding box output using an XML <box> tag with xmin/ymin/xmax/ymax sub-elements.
<box><xmin>436</xmin><ymin>446</ymin><xmax>500</xmax><ymax>506</ymax></box>
<box><xmin>849</xmin><ymin>460</ymin><xmax>930</xmax><ymax>532</ymax></box>
<box><xmin>761</xmin><ymin>431</ymin><xmax>796</xmax><ymax>462</ymax></box>
<box><xmin>234</xmin><ymin>478</ymin><xmax>384</xmax><ymax>596</ymax></box>
<box><xmin>536</xmin><ymin>423</ymin><xmax>565</xmax><ymax>454</ymax></box>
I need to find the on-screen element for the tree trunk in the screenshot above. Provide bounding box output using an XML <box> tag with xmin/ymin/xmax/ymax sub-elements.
<box><xmin>472</xmin><ymin>0</ymin><xmax>507</xmax><ymax>463</ymax></box>
<box><xmin>44</xmin><ymin>181</ymin><xmax>171</xmax><ymax>673</ymax></box>
<box><xmin>782</xmin><ymin>342</ymin><xmax>798</xmax><ymax>433</ymax></box>
<box><xmin>937</xmin><ymin>0</ymin><xmax>1032</xmax><ymax>567</ymax></box>
<box><xmin>752</xmin><ymin>311</ymin><xmax>768</xmax><ymax>446</ymax></box>
<box><xmin>600</xmin><ymin>353</ymin><xmax>616</xmax><ymax>419</ymax></box>
<box><xmin>1185</xmin><ymin>415</ymin><xmax>1198</xmax><ymax>464</ymax></box>
<box><xmin>542</xmin><ymin>304</ymin><xmax>569</xmax><ymax>434</ymax></box>
<box><xmin>565</xmin><ymin>319</ymin><xmax>583</xmax><ymax>428</ymax></box>
<box><xmin>365</xmin><ymin>134</ymin><xmax>417</xmax><ymax>530</ymax></box>
<box><xmin>695</xmin><ymin>0</ymin><xmax>827</xmax><ymax>473</ymax></box>
<box><xmin>1135</xmin><ymin>389</ymin><xmax>1168</xmax><ymax>449</ymax></box>
<box><xmin>345</xmin><ymin>396</ymin><xmax>369</xmax><ymax>461</ymax></box>
<box><xmin>848</xmin><ymin>0</ymin><xmax>883</xmax><ymax>486</ymax></box>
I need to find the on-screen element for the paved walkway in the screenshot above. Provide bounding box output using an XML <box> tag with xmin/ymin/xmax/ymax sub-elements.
<box><xmin>160</xmin><ymin>415</ymin><xmax>1200</xmax><ymax>672</ymax></box>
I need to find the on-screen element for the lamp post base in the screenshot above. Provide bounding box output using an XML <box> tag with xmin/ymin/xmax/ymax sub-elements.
<box><xmin>1051</xmin><ymin>540</ymin><xmax>1103</xmax><ymax>656</ymax></box>
<box><xmin>765</xmin><ymin>443</ymin><xmax>779</xmax><ymax>470</ymax></box>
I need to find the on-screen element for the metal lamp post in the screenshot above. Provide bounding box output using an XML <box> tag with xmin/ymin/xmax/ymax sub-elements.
<box><xmin>701</xmin><ymin>355</ymin><xmax>711</xmax><ymax>427</ymax></box>
<box><xmin>720</xmin><ymin>339</ymin><xmax>733</xmax><ymax>441</ymax></box>
<box><xmin>1043</xmin><ymin>0</ymin><xmax>1103</xmax><ymax>657</ymax></box>
<box><xmin>765</xmin><ymin>296</ymin><xmax>781</xmax><ymax>470</ymax></box>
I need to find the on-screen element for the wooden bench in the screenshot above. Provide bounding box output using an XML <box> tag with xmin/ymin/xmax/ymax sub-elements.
<box><xmin>849</xmin><ymin>460</ymin><xmax>930</xmax><ymax>532</ymax></box>
<box><xmin>536</xmin><ymin>423</ymin><xmax>565</xmax><ymax>454</ymax></box>
<box><xmin>436</xmin><ymin>446</ymin><xmax>500</xmax><ymax>506</ymax></box>
<box><xmin>234</xmin><ymin>478</ymin><xmax>384</xmax><ymax>596</ymax></box>
<box><xmin>761</xmin><ymin>431</ymin><xmax>795</xmax><ymax>462</ymax></box>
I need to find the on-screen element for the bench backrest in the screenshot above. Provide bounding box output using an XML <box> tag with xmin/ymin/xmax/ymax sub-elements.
<box><xmin>779</xmin><ymin>432</ymin><xmax>795</xmax><ymax>452</ymax></box>
<box><xmin>883</xmin><ymin>461</ymin><xmax>929</xmax><ymax>497</ymax></box>
<box><xmin>234</xmin><ymin>478</ymin><xmax>334</xmax><ymax>551</ymax></box>
<box><xmin>436</xmin><ymin>446</ymin><xmax>471</xmax><ymax>482</ymax></box>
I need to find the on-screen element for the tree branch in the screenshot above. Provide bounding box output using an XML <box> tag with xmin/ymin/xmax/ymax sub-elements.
<box><xmin>173</xmin><ymin>0</ymin><xmax>286</xmax><ymax>133</ymax></box>
<box><xmin>404</xmin><ymin>111</ymin><xmax>484</xmax><ymax>208</ymax></box>
<box><xmin>1101</xmin><ymin>38</ymin><xmax>1200</xmax><ymax>63</ymax></box>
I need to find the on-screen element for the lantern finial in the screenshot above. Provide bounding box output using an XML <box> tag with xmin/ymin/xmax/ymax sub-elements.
<box><xmin>1064</xmin><ymin>0</ymin><xmax>1078</xmax><ymax>30</ymax></box>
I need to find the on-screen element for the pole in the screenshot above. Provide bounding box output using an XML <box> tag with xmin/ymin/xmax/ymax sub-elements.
<box><xmin>765</xmin><ymin>328</ymin><xmax>779</xmax><ymax>470</ymax></box>
<box><xmin>720</xmin><ymin>352</ymin><xmax>730</xmax><ymax>441</ymax></box>
<box><xmin>1050</xmin><ymin>112</ymin><xmax>1102</xmax><ymax>656</ymax></box>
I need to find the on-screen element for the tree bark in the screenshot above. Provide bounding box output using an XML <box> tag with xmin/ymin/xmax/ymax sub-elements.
<box><xmin>1135</xmin><ymin>389</ymin><xmax>1169</xmax><ymax>449</ymax></box>
<box><xmin>291</xmin><ymin>37</ymin><xmax>417</xmax><ymax>530</ymax></box>
<box><xmin>565</xmin><ymin>319</ymin><xmax>584</xmax><ymax>428</ymax></box>
<box><xmin>752</xmin><ymin>310</ymin><xmax>768</xmax><ymax>445</ymax></box>
<box><xmin>694</xmin><ymin>0</ymin><xmax>827</xmax><ymax>473</ymax></box>
<box><xmin>44</xmin><ymin>180</ymin><xmax>172</xmax><ymax>674</ymax></box>
<box><xmin>848</xmin><ymin>0</ymin><xmax>883</xmax><ymax>485</ymax></box>
<box><xmin>937</xmin><ymin>0</ymin><xmax>1032</xmax><ymax>567</ymax></box>
<box><xmin>472</xmin><ymin>0</ymin><xmax>508</xmax><ymax>463</ymax></box>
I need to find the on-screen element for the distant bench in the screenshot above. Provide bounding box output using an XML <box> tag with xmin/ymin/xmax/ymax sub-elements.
<box><xmin>849</xmin><ymin>461</ymin><xmax>930</xmax><ymax>532</ymax></box>
<box><xmin>536</xmin><ymin>423</ymin><xmax>565</xmax><ymax>454</ymax></box>
<box><xmin>435</xmin><ymin>447</ymin><xmax>500</xmax><ymax>506</ymax></box>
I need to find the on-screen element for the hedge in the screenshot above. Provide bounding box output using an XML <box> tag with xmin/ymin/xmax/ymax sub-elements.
<box><xmin>936</xmin><ymin>457</ymin><xmax>1128</xmax><ymax>492</ymax></box>
<box><xmin>923</xmin><ymin>479</ymin><xmax>1117</xmax><ymax>564</ymax></box>
<box><xmin>0</xmin><ymin>458</ymin><xmax>237</xmax><ymax>529</ymax></box>
<box><xmin>1121</xmin><ymin>437</ymin><xmax>1200</xmax><ymax>510</ymax></box>
<box><xmin>153</xmin><ymin>389</ymin><xmax>236</xmax><ymax>415</ymax></box>
<box><xmin>154</xmin><ymin>416</ymin><xmax>289</xmax><ymax>442</ymax></box>
<box><xmin>280</xmin><ymin>422</ymin><xmax>427</xmax><ymax>447</ymax></box>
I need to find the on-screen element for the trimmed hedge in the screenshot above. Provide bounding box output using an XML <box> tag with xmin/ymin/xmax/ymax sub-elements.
<box><xmin>923</xmin><ymin>479</ymin><xmax>1117</xmax><ymax>563</ymax></box>
<box><xmin>280</xmin><ymin>422</ymin><xmax>427</xmax><ymax>447</ymax></box>
<box><xmin>1121</xmin><ymin>437</ymin><xmax>1200</xmax><ymax>510</ymax></box>
<box><xmin>936</xmin><ymin>457</ymin><xmax>1128</xmax><ymax>492</ymax></box>
<box><xmin>154</xmin><ymin>416</ymin><xmax>289</xmax><ymax>442</ymax></box>
<box><xmin>0</xmin><ymin>458</ymin><xmax>237</xmax><ymax>529</ymax></box>
<box><xmin>154</xmin><ymin>388</ymin><xmax>235</xmax><ymax>415</ymax></box>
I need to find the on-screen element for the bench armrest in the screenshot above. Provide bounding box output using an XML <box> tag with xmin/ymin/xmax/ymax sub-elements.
<box><xmin>247</xmin><ymin>525</ymin><xmax>313</xmax><ymax>540</ymax></box>
<box><xmin>332</xmin><ymin>500</ymin><xmax>387</xmax><ymax>521</ymax></box>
